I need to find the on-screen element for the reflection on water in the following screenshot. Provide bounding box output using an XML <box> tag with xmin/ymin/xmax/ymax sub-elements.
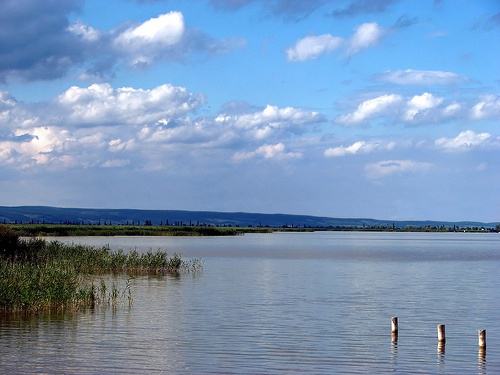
<box><xmin>437</xmin><ymin>341</ymin><xmax>446</xmax><ymax>371</ymax></box>
<box><xmin>478</xmin><ymin>347</ymin><xmax>487</xmax><ymax>374</ymax></box>
<box><xmin>1</xmin><ymin>232</ymin><xmax>500</xmax><ymax>374</ymax></box>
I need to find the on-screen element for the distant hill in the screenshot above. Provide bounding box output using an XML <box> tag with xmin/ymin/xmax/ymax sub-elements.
<box><xmin>0</xmin><ymin>206</ymin><xmax>498</xmax><ymax>230</ymax></box>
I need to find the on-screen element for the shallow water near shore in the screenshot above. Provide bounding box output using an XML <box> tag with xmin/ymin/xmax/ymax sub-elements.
<box><xmin>1</xmin><ymin>232</ymin><xmax>499</xmax><ymax>374</ymax></box>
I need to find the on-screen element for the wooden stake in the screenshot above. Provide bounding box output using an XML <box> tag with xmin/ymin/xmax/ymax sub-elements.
<box><xmin>391</xmin><ymin>317</ymin><xmax>398</xmax><ymax>342</ymax></box>
<box><xmin>437</xmin><ymin>324</ymin><xmax>446</xmax><ymax>343</ymax></box>
<box><xmin>391</xmin><ymin>317</ymin><xmax>398</xmax><ymax>333</ymax></box>
<box><xmin>478</xmin><ymin>329</ymin><xmax>486</xmax><ymax>348</ymax></box>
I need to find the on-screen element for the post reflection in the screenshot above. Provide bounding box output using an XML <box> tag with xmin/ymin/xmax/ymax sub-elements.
<box><xmin>390</xmin><ymin>334</ymin><xmax>398</xmax><ymax>365</ymax></box>
<box><xmin>478</xmin><ymin>347</ymin><xmax>486</xmax><ymax>374</ymax></box>
<box><xmin>437</xmin><ymin>342</ymin><xmax>445</xmax><ymax>368</ymax></box>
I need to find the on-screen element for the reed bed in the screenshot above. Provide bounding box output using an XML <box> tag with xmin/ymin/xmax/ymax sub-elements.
<box><xmin>7</xmin><ymin>224</ymin><xmax>250</xmax><ymax>237</ymax></box>
<box><xmin>0</xmin><ymin>227</ymin><xmax>202</xmax><ymax>313</ymax></box>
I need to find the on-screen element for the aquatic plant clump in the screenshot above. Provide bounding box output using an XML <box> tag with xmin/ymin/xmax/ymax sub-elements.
<box><xmin>75</xmin><ymin>278</ymin><xmax>133</xmax><ymax>309</ymax></box>
<box><xmin>0</xmin><ymin>227</ymin><xmax>202</xmax><ymax>313</ymax></box>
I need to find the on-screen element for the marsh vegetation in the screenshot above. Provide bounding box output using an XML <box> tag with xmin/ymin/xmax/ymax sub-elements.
<box><xmin>5</xmin><ymin>223</ymin><xmax>277</xmax><ymax>237</ymax></box>
<box><xmin>0</xmin><ymin>226</ymin><xmax>202</xmax><ymax>313</ymax></box>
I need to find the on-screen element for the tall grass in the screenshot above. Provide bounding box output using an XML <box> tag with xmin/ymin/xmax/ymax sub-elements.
<box><xmin>7</xmin><ymin>224</ymin><xmax>250</xmax><ymax>237</ymax></box>
<box><xmin>0</xmin><ymin>226</ymin><xmax>202</xmax><ymax>313</ymax></box>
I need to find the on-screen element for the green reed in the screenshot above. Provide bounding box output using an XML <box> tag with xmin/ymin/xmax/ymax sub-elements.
<box><xmin>0</xmin><ymin>227</ymin><xmax>202</xmax><ymax>313</ymax></box>
<box><xmin>7</xmin><ymin>223</ymin><xmax>248</xmax><ymax>237</ymax></box>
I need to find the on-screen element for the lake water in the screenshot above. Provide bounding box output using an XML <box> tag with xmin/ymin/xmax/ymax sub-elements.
<box><xmin>1</xmin><ymin>231</ymin><xmax>499</xmax><ymax>374</ymax></box>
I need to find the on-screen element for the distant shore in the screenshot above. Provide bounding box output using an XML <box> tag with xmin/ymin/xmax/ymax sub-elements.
<box><xmin>3</xmin><ymin>223</ymin><xmax>498</xmax><ymax>237</ymax></box>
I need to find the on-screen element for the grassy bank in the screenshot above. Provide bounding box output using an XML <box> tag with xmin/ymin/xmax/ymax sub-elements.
<box><xmin>5</xmin><ymin>223</ymin><xmax>276</xmax><ymax>237</ymax></box>
<box><xmin>0</xmin><ymin>226</ymin><xmax>201</xmax><ymax>313</ymax></box>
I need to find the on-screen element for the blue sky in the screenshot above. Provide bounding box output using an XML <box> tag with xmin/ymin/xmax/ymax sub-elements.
<box><xmin>0</xmin><ymin>0</ymin><xmax>499</xmax><ymax>222</ymax></box>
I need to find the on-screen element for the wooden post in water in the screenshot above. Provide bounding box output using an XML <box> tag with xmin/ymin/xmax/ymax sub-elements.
<box><xmin>391</xmin><ymin>317</ymin><xmax>398</xmax><ymax>342</ymax></box>
<box><xmin>478</xmin><ymin>329</ymin><xmax>486</xmax><ymax>348</ymax></box>
<box><xmin>437</xmin><ymin>324</ymin><xmax>446</xmax><ymax>343</ymax></box>
<box><xmin>391</xmin><ymin>317</ymin><xmax>398</xmax><ymax>333</ymax></box>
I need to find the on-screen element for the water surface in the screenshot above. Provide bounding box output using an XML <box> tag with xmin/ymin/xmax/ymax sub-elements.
<box><xmin>1</xmin><ymin>232</ymin><xmax>498</xmax><ymax>373</ymax></box>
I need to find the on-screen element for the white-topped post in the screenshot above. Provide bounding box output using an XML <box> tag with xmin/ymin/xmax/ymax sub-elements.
<box><xmin>478</xmin><ymin>329</ymin><xmax>486</xmax><ymax>348</ymax></box>
<box><xmin>437</xmin><ymin>324</ymin><xmax>446</xmax><ymax>343</ymax></box>
<box><xmin>391</xmin><ymin>317</ymin><xmax>398</xmax><ymax>342</ymax></box>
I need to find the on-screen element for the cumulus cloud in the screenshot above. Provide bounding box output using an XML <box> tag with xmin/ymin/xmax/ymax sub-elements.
<box><xmin>377</xmin><ymin>69</ymin><xmax>468</xmax><ymax>85</ymax></box>
<box><xmin>0</xmin><ymin>147</ymin><xmax>17</xmax><ymax>165</ymax></box>
<box><xmin>0</xmin><ymin>126</ymin><xmax>77</xmax><ymax>169</ymax></box>
<box><xmin>113</xmin><ymin>12</ymin><xmax>186</xmax><ymax>66</ymax></box>
<box><xmin>335</xmin><ymin>94</ymin><xmax>402</xmax><ymax>125</ymax></box>
<box><xmin>0</xmin><ymin>91</ymin><xmax>40</xmax><ymax>130</ymax></box>
<box><xmin>101</xmin><ymin>159</ymin><xmax>131</xmax><ymax>168</ymax></box>
<box><xmin>365</xmin><ymin>159</ymin><xmax>433</xmax><ymax>179</ymax></box>
<box><xmin>116</xmin><ymin>12</ymin><xmax>185</xmax><ymax>47</ymax></box>
<box><xmin>110</xmin><ymin>11</ymin><xmax>244</xmax><ymax>68</ymax></box>
<box><xmin>137</xmin><ymin>117</ymin><xmax>227</xmax><ymax>147</ymax></box>
<box><xmin>404</xmin><ymin>92</ymin><xmax>444</xmax><ymax>121</ymax></box>
<box><xmin>345</xmin><ymin>22</ymin><xmax>385</xmax><ymax>57</ymax></box>
<box><xmin>67</xmin><ymin>21</ymin><xmax>101</xmax><ymax>42</ymax></box>
<box><xmin>442</xmin><ymin>103</ymin><xmax>462</xmax><ymax>117</ymax></box>
<box><xmin>287</xmin><ymin>22</ymin><xmax>386</xmax><ymax>61</ymax></box>
<box><xmin>286</xmin><ymin>34</ymin><xmax>342</xmax><ymax>61</ymax></box>
<box><xmin>0</xmin><ymin>2</ymin><xmax>240</xmax><ymax>82</ymax></box>
<box><xmin>334</xmin><ymin>91</ymin><xmax>484</xmax><ymax>125</ymax></box>
<box><xmin>232</xmin><ymin>143</ymin><xmax>302</xmax><ymax>161</ymax></box>
<box><xmin>215</xmin><ymin>104</ymin><xmax>324</xmax><ymax>139</ymax></box>
<box><xmin>0</xmin><ymin>86</ymin><xmax>326</xmax><ymax>172</ymax></box>
<box><xmin>324</xmin><ymin>140</ymin><xmax>395</xmax><ymax>157</ymax></box>
<box><xmin>0</xmin><ymin>83</ymin><xmax>207</xmax><ymax>170</ymax></box>
<box><xmin>435</xmin><ymin>130</ymin><xmax>492</xmax><ymax>152</ymax></box>
<box><xmin>56</xmin><ymin>83</ymin><xmax>205</xmax><ymax>126</ymax></box>
<box><xmin>470</xmin><ymin>94</ymin><xmax>500</xmax><ymax>120</ymax></box>
<box><xmin>0</xmin><ymin>91</ymin><xmax>16</xmax><ymax>110</ymax></box>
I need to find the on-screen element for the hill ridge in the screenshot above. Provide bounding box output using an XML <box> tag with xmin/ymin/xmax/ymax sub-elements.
<box><xmin>0</xmin><ymin>205</ymin><xmax>498</xmax><ymax>230</ymax></box>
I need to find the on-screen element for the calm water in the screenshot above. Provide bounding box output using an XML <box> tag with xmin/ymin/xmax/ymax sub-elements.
<box><xmin>1</xmin><ymin>232</ymin><xmax>499</xmax><ymax>374</ymax></box>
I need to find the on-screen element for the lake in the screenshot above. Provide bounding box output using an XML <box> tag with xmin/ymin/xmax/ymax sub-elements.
<box><xmin>1</xmin><ymin>231</ymin><xmax>499</xmax><ymax>374</ymax></box>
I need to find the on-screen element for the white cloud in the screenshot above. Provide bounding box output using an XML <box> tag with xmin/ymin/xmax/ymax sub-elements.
<box><xmin>346</xmin><ymin>22</ymin><xmax>384</xmax><ymax>56</ymax></box>
<box><xmin>404</xmin><ymin>92</ymin><xmax>444</xmax><ymax>121</ymax></box>
<box><xmin>325</xmin><ymin>140</ymin><xmax>365</xmax><ymax>157</ymax></box>
<box><xmin>336</xmin><ymin>94</ymin><xmax>402</xmax><ymax>125</ymax></box>
<box><xmin>377</xmin><ymin>69</ymin><xmax>467</xmax><ymax>85</ymax></box>
<box><xmin>0</xmin><ymin>91</ymin><xmax>16</xmax><ymax>109</ymax></box>
<box><xmin>287</xmin><ymin>22</ymin><xmax>386</xmax><ymax>62</ymax></box>
<box><xmin>68</xmin><ymin>21</ymin><xmax>101</xmax><ymax>42</ymax></box>
<box><xmin>232</xmin><ymin>143</ymin><xmax>302</xmax><ymax>162</ymax></box>
<box><xmin>0</xmin><ymin>91</ymin><xmax>39</xmax><ymax>130</ymax></box>
<box><xmin>109</xmin><ymin>138</ymin><xmax>135</xmax><ymax>152</ymax></box>
<box><xmin>217</xmin><ymin>104</ymin><xmax>323</xmax><ymax>139</ymax></box>
<box><xmin>286</xmin><ymin>34</ymin><xmax>343</xmax><ymax>61</ymax></box>
<box><xmin>139</xmin><ymin>120</ymin><xmax>210</xmax><ymax>144</ymax></box>
<box><xmin>101</xmin><ymin>159</ymin><xmax>131</xmax><ymax>168</ymax></box>
<box><xmin>435</xmin><ymin>130</ymin><xmax>492</xmax><ymax>152</ymax></box>
<box><xmin>470</xmin><ymin>94</ymin><xmax>500</xmax><ymax>120</ymax></box>
<box><xmin>443</xmin><ymin>103</ymin><xmax>461</xmax><ymax>117</ymax></box>
<box><xmin>324</xmin><ymin>140</ymin><xmax>395</xmax><ymax>157</ymax></box>
<box><xmin>365</xmin><ymin>159</ymin><xmax>433</xmax><ymax>179</ymax></box>
<box><xmin>114</xmin><ymin>12</ymin><xmax>186</xmax><ymax>66</ymax></box>
<box><xmin>0</xmin><ymin>126</ymin><xmax>77</xmax><ymax>168</ymax></box>
<box><xmin>334</xmin><ymin>91</ymin><xmax>477</xmax><ymax>126</ymax></box>
<box><xmin>57</xmin><ymin>83</ymin><xmax>205</xmax><ymax>126</ymax></box>
<box><xmin>0</xmin><ymin>146</ymin><xmax>17</xmax><ymax>165</ymax></box>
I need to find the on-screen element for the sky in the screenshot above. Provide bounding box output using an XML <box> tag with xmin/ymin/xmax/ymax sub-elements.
<box><xmin>0</xmin><ymin>0</ymin><xmax>499</xmax><ymax>222</ymax></box>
